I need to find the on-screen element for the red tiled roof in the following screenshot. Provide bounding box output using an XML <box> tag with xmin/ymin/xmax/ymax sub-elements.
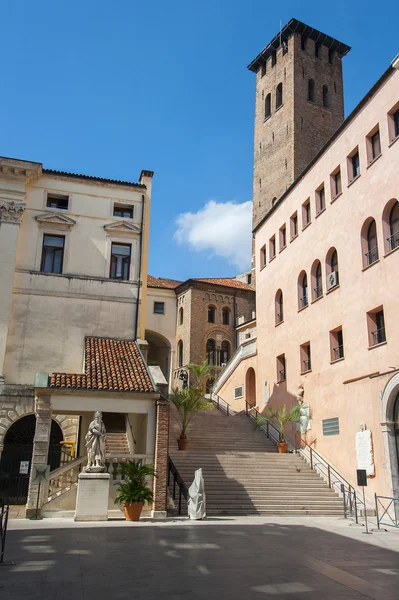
<box><xmin>147</xmin><ymin>275</ymin><xmax>182</xmax><ymax>289</ymax></box>
<box><xmin>191</xmin><ymin>278</ymin><xmax>254</xmax><ymax>291</ymax></box>
<box><xmin>49</xmin><ymin>337</ymin><xmax>155</xmax><ymax>393</ymax></box>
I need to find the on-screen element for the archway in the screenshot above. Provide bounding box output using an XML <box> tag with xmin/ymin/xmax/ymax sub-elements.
<box><xmin>381</xmin><ymin>373</ymin><xmax>399</xmax><ymax>501</ymax></box>
<box><xmin>145</xmin><ymin>330</ymin><xmax>172</xmax><ymax>382</ymax></box>
<box><xmin>0</xmin><ymin>415</ymin><xmax>63</xmax><ymax>504</ymax></box>
<box><xmin>245</xmin><ymin>368</ymin><xmax>256</xmax><ymax>408</ymax></box>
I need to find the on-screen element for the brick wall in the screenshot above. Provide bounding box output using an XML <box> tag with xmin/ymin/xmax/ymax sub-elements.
<box><xmin>153</xmin><ymin>398</ymin><xmax>169</xmax><ymax>513</ymax></box>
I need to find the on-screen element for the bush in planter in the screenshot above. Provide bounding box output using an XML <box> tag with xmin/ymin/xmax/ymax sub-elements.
<box><xmin>115</xmin><ymin>461</ymin><xmax>157</xmax><ymax>521</ymax></box>
<box><xmin>254</xmin><ymin>403</ymin><xmax>301</xmax><ymax>451</ymax></box>
<box><xmin>171</xmin><ymin>362</ymin><xmax>214</xmax><ymax>449</ymax></box>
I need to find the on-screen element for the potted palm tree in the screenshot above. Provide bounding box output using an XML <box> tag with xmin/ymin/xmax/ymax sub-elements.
<box><xmin>171</xmin><ymin>362</ymin><xmax>214</xmax><ymax>451</ymax></box>
<box><xmin>115</xmin><ymin>460</ymin><xmax>157</xmax><ymax>521</ymax></box>
<box><xmin>255</xmin><ymin>403</ymin><xmax>301</xmax><ymax>453</ymax></box>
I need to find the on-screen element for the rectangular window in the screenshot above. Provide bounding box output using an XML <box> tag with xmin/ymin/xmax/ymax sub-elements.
<box><xmin>370</xmin><ymin>130</ymin><xmax>381</xmax><ymax>161</ymax></box>
<box><xmin>235</xmin><ymin>386</ymin><xmax>243</xmax><ymax>399</ymax></box>
<box><xmin>260</xmin><ymin>245</ymin><xmax>266</xmax><ymax>269</ymax></box>
<box><xmin>395</xmin><ymin>109</ymin><xmax>399</xmax><ymax>138</ymax></box>
<box><xmin>330</xmin><ymin>327</ymin><xmax>344</xmax><ymax>362</ymax></box>
<box><xmin>388</xmin><ymin>105</ymin><xmax>399</xmax><ymax>142</ymax></box>
<box><xmin>277</xmin><ymin>354</ymin><xmax>286</xmax><ymax>382</ymax></box>
<box><xmin>367</xmin><ymin>306</ymin><xmax>386</xmax><ymax>347</ymax></box>
<box><xmin>300</xmin><ymin>342</ymin><xmax>311</xmax><ymax>373</ymax></box>
<box><xmin>290</xmin><ymin>212</ymin><xmax>298</xmax><ymax>239</ymax></box>
<box><xmin>269</xmin><ymin>235</ymin><xmax>276</xmax><ymax>260</ymax></box>
<box><xmin>46</xmin><ymin>194</ymin><xmax>69</xmax><ymax>210</ymax></box>
<box><xmin>302</xmin><ymin>199</ymin><xmax>311</xmax><ymax>227</ymax></box>
<box><xmin>330</xmin><ymin>168</ymin><xmax>342</xmax><ymax>199</ymax></box>
<box><xmin>322</xmin><ymin>417</ymin><xmax>340</xmax><ymax>436</ymax></box>
<box><xmin>316</xmin><ymin>185</ymin><xmax>325</xmax><ymax>214</ymax></box>
<box><xmin>113</xmin><ymin>203</ymin><xmax>134</xmax><ymax>219</ymax></box>
<box><xmin>271</xmin><ymin>52</ymin><xmax>276</xmax><ymax>67</ymax></box>
<box><xmin>347</xmin><ymin>148</ymin><xmax>360</xmax><ymax>182</ymax></box>
<box><xmin>279</xmin><ymin>224</ymin><xmax>286</xmax><ymax>251</ymax></box>
<box><xmin>247</xmin><ymin>273</ymin><xmax>252</xmax><ymax>285</ymax></box>
<box><xmin>41</xmin><ymin>234</ymin><xmax>65</xmax><ymax>273</ymax></box>
<box><xmin>110</xmin><ymin>243</ymin><xmax>131</xmax><ymax>280</ymax></box>
<box><xmin>153</xmin><ymin>302</ymin><xmax>165</xmax><ymax>315</ymax></box>
<box><xmin>261</xmin><ymin>62</ymin><xmax>266</xmax><ymax>77</ymax></box>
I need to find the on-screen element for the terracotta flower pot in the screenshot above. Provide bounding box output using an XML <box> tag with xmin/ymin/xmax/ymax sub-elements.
<box><xmin>177</xmin><ymin>438</ymin><xmax>189</xmax><ymax>451</ymax></box>
<box><xmin>277</xmin><ymin>442</ymin><xmax>289</xmax><ymax>454</ymax></box>
<box><xmin>124</xmin><ymin>502</ymin><xmax>144</xmax><ymax>521</ymax></box>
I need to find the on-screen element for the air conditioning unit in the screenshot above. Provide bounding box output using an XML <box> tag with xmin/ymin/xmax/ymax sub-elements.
<box><xmin>327</xmin><ymin>271</ymin><xmax>338</xmax><ymax>290</ymax></box>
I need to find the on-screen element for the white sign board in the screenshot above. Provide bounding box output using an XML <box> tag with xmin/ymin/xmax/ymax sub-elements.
<box><xmin>356</xmin><ymin>429</ymin><xmax>375</xmax><ymax>477</ymax></box>
<box><xmin>19</xmin><ymin>461</ymin><xmax>29</xmax><ymax>475</ymax></box>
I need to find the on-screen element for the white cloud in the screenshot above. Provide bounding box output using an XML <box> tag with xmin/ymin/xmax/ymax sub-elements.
<box><xmin>174</xmin><ymin>200</ymin><xmax>252</xmax><ymax>271</ymax></box>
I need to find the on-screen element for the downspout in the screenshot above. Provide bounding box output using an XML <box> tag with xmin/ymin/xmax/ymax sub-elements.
<box><xmin>134</xmin><ymin>193</ymin><xmax>145</xmax><ymax>340</ymax></box>
<box><xmin>233</xmin><ymin>292</ymin><xmax>237</xmax><ymax>351</ymax></box>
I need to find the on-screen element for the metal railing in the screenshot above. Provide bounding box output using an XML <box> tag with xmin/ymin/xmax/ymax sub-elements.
<box><xmin>211</xmin><ymin>394</ymin><xmax>236</xmax><ymax>416</ymax></box>
<box><xmin>167</xmin><ymin>457</ymin><xmax>188</xmax><ymax>516</ymax></box>
<box><xmin>302</xmin><ymin>359</ymin><xmax>311</xmax><ymax>372</ymax></box>
<box><xmin>387</xmin><ymin>230</ymin><xmax>399</xmax><ymax>251</ymax></box>
<box><xmin>300</xmin><ymin>295</ymin><xmax>308</xmax><ymax>308</ymax></box>
<box><xmin>332</xmin><ymin>345</ymin><xmax>344</xmax><ymax>360</ymax></box>
<box><xmin>313</xmin><ymin>285</ymin><xmax>323</xmax><ymax>299</ymax></box>
<box><xmin>244</xmin><ymin>401</ymin><xmax>284</xmax><ymax>448</ymax></box>
<box><xmin>276</xmin><ymin>312</ymin><xmax>283</xmax><ymax>324</ymax></box>
<box><xmin>365</xmin><ymin>246</ymin><xmax>379</xmax><ymax>265</ymax></box>
<box><xmin>371</xmin><ymin>327</ymin><xmax>386</xmax><ymax>346</ymax></box>
<box><xmin>278</xmin><ymin>369</ymin><xmax>286</xmax><ymax>382</ymax></box>
<box><xmin>375</xmin><ymin>494</ymin><xmax>399</xmax><ymax>530</ymax></box>
<box><xmin>0</xmin><ymin>500</ymin><xmax>11</xmax><ymax>566</ymax></box>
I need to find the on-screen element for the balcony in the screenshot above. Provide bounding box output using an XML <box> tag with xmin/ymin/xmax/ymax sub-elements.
<box><xmin>278</xmin><ymin>368</ymin><xmax>286</xmax><ymax>382</ymax></box>
<box><xmin>302</xmin><ymin>359</ymin><xmax>311</xmax><ymax>372</ymax></box>
<box><xmin>332</xmin><ymin>345</ymin><xmax>344</xmax><ymax>360</ymax></box>
<box><xmin>371</xmin><ymin>327</ymin><xmax>386</xmax><ymax>346</ymax></box>
<box><xmin>365</xmin><ymin>246</ymin><xmax>379</xmax><ymax>265</ymax></box>
<box><xmin>387</xmin><ymin>231</ymin><xmax>399</xmax><ymax>251</ymax></box>
<box><xmin>300</xmin><ymin>295</ymin><xmax>309</xmax><ymax>308</ymax></box>
<box><xmin>313</xmin><ymin>285</ymin><xmax>323</xmax><ymax>299</ymax></box>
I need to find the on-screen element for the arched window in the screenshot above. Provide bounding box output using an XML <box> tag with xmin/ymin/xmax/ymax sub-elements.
<box><xmin>308</xmin><ymin>79</ymin><xmax>315</xmax><ymax>102</ymax></box>
<box><xmin>179</xmin><ymin>307</ymin><xmax>184</xmax><ymax>326</ymax></box>
<box><xmin>311</xmin><ymin>260</ymin><xmax>323</xmax><ymax>300</ymax></box>
<box><xmin>177</xmin><ymin>340</ymin><xmax>183</xmax><ymax>368</ymax></box>
<box><xmin>222</xmin><ymin>307</ymin><xmax>230</xmax><ymax>325</ymax></box>
<box><xmin>326</xmin><ymin>247</ymin><xmax>339</xmax><ymax>290</ymax></box>
<box><xmin>382</xmin><ymin>199</ymin><xmax>399</xmax><ymax>253</ymax></box>
<box><xmin>220</xmin><ymin>341</ymin><xmax>230</xmax><ymax>365</ymax></box>
<box><xmin>298</xmin><ymin>271</ymin><xmax>308</xmax><ymax>309</ymax></box>
<box><xmin>208</xmin><ymin>305</ymin><xmax>216</xmax><ymax>323</ymax></box>
<box><xmin>322</xmin><ymin>85</ymin><xmax>329</xmax><ymax>108</ymax></box>
<box><xmin>361</xmin><ymin>218</ymin><xmax>379</xmax><ymax>267</ymax></box>
<box><xmin>265</xmin><ymin>93</ymin><xmax>271</xmax><ymax>119</ymax></box>
<box><xmin>275</xmin><ymin>289</ymin><xmax>283</xmax><ymax>324</ymax></box>
<box><xmin>276</xmin><ymin>83</ymin><xmax>283</xmax><ymax>109</ymax></box>
<box><xmin>206</xmin><ymin>339</ymin><xmax>216</xmax><ymax>365</ymax></box>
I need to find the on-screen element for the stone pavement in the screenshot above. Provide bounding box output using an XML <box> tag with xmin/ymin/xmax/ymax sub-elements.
<box><xmin>2</xmin><ymin>516</ymin><xmax>399</xmax><ymax>599</ymax></box>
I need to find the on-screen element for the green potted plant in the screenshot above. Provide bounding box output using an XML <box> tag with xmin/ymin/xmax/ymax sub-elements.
<box><xmin>255</xmin><ymin>403</ymin><xmax>301</xmax><ymax>453</ymax></box>
<box><xmin>115</xmin><ymin>460</ymin><xmax>157</xmax><ymax>521</ymax></box>
<box><xmin>171</xmin><ymin>362</ymin><xmax>214</xmax><ymax>451</ymax></box>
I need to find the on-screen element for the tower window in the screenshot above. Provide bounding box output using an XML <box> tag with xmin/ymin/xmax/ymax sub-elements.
<box><xmin>271</xmin><ymin>52</ymin><xmax>276</xmax><ymax>67</ymax></box>
<box><xmin>301</xmin><ymin>36</ymin><xmax>308</xmax><ymax>51</ymax></box>
<box><xmin>276</xmin><ymin>83</ymin><xmax>283</xmax><ymax>109</ymax></box>
<box><xmin>46</xmin><ymin>194</ymin><xmax>69</xmax><ymax>210</ymax></box>
<box><xmin>208</xmin><ymin>306</ymin><xmax>216</xmax><ymax>323</ymax></box>
<box><xmin>308</xmin><ymin>79</ymin><xmax>315</xmax><ymax>102</ymax></box>
<box><xmin>328</xmin><ymin>49</ymin><xmax>335</xmax><ymax>64</ymax></box>
<box><xmin>315</xmin><ymin>42</ymin><xmax>322</xmax><ymax>58</ymax></box>
<box><xmin>261</xmin><ymin>62</ymin><xmax>266</xmax><ymax>77</ymax></box>
<box><xmin>322</xmin><ymin>85</ymin><xmax>330</xmax><ymax>108</ymax></box>
<box><xmin>265</xmin><ymin>93</ymin><xmax>271</xmax><ymax>119</ymax></box>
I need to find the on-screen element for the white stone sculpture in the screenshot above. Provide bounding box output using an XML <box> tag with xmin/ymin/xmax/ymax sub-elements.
<box><xmin>84</xmin><ymin>411</ymin><xmax>107</xmax><ymax>473</ymax></box>
<box><xmin>296</xmin><ymin>383</ymin><xmax>311</xmax><ymax>433</ymax></box>
<box><xmin>188</xmin><ymin>468</ymin><xmax>206</xmax><ymax>520</ymax></box>
<box><xmin>356</xmin><ymin>422</ymin><xmax>375</xmax><ymax>477</ymax></box>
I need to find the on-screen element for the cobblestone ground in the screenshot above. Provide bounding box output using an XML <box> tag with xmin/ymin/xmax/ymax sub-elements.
<box><xmin>1</xmin><ymin>516</ymin><xmax>399</xmax><ymax>599</ymax></box>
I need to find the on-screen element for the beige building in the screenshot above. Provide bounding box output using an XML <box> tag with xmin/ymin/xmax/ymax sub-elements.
<box><xmin>0</xmin><ymin>157</ymin><xmax>169</xmax><ymax>517</ymax></box>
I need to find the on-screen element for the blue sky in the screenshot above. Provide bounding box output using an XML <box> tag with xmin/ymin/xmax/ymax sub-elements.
<box><xmin>2</xmin><ymin>1</ymin><xmax>397</xmax><ymax>281</ymax></box>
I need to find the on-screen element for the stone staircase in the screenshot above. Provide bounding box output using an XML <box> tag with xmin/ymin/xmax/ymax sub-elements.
<box><xmin>106</xmin><ymin>433</ymin><xmax>130</xmax><ymax>455</ymax></box>
<box><xmin>169</xmin><ymin>406</ymin><xmax>343</xmax><ymax>516</ymax></box>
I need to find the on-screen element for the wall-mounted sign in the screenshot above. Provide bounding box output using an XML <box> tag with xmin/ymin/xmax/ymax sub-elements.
<box><xmin>19</xmin><ymin>461</ymin><xmax>30</xmax><ymax>475</ymax></box>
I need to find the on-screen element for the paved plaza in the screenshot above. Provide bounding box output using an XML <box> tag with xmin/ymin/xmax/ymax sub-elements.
<box><xmin>1</xmin><ymin>516</ymin><xmax>399</xmax><ymax>599</ymax></box>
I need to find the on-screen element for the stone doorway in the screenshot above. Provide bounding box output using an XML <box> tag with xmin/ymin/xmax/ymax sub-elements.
<box><xmin>245</xmin><ymin>368</ymin><xmax>256</xmax><ymax>407</ymax></box>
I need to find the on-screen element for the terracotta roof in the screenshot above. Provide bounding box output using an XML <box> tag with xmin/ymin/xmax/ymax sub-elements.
<box><xmin>49</xmin><ymin>337</ymin><xmax>155</xmax><ymax>393</ymax></box>
<box><xmin>147</xmin><ymin>275</ymin><xmax>182</xmax><ymax>289</ymax></box>
<box><xmin>191</xmin><ymin>278</ymin><xmax>254</xmax><ymax>291</ymax></box>
<box><xmin>42</xmin><ymin>168</ymin><xmax>146</xmax><ymax>189</ymax></box>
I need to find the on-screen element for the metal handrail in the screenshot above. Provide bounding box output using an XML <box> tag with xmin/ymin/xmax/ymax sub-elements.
<box><xmin>300</xmin><ymin>295</ymin><xmax>308</xmax><ymax>307</ymax></box>
<box><xmin>210</xmin><ymin>394</ymin><xmax>237</xmax><ymax>416</ymax></box>
<box><xmin>0</xmin><ymin>500</ymin><xmax>11</xmax><ymax>565</ymax></box>
<box><xmin>365</xmin><ymin>247</ymin><xmax>379</xmax><ymax>264</ymax></box>
<box><xmin>313</xmin><ymin>284</ymin><xmax>323</xmax><ymax>298</ymax></box>
<box><xmin>332</xmin><ymin>345</ymin><xmax>344</xmax><ymax>360</ymax></box>
<box><xmin>300</xmin><ymin>439</ymin><xmax>355</xmax><ymax>494</ymax></box>
<box><xmin>375</xmin><ymin>494</ymin><xmax>399</xmax><ymax>529</ymax></box>
<box><xmin>126</xmin><ymin>414</ymin><xmax>137</xmax><ymax>446</ymax></box>
<box><xmin>168</xmin><ymin>456</ymin><xmax>188</xmax><ymax>516</ymax></box>
<box><xmin>244</xmin><ymin>401</ymin><xmax>292</xmax><ymax>449</ymax></box>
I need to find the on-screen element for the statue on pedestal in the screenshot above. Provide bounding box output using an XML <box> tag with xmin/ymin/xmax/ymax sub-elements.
<box><xmin>296</xmin><ymin>383</ymin><xmax>311</xmax><ymax>434</ymax></box>
<box><xmin>84</xmin><ymin>411</ymin><xmax>107</xmax><ymax>473</ymax></box>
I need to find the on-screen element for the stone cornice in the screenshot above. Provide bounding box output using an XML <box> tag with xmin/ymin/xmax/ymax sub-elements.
<box><xmin>0</xmin><ymin>157</ymin><xmax>42</xmax><ymax>182</ymax></box>
<box><xmin>104</xmin><ymin>221</ymin><xmax>141</xmax><ymax>235</ymax></box>
<box><xmin>35</xmin><ymin>211</ymin><xmax>76</xmax><ymax>228</ymax></box>
<box><xmin>0</xmin><ymin>200</ymin><xmax>26</xmax><ymax>224</ymax></box>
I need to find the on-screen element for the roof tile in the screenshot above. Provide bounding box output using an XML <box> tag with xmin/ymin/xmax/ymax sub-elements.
<box><xmin>147</xmin><ymin>275</ymin><xmax>182</xmax><ymax>290</ymax></box>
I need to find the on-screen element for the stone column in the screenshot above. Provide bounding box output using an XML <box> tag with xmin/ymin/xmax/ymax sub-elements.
<box><xmin>26</xmin><ymin>394</ymin><xmax>52</xmax><ymax>519</ymax></box>
<box><xmin>0</xmin><ymin>200</ymin><xmax>26</xmax><ymax>385</ymax></box>
<box><xmin>152</xmin><ymin>398</ymin><xmax>169</xmax><ymax>518</ymax></box>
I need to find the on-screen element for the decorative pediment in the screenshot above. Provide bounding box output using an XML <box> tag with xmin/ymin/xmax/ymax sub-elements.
<box><xmin>35</xmin><ymin>212</ymin><xmax>76</xmax><ymax>228</ymax></box>
<box><xmin>104</xmin><ymin>221</ymin><xmax>141</xmax><ymax>235</ymax></box>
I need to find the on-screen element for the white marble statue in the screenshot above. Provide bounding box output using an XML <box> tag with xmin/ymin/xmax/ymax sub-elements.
<box><xmin>296</xmin><ymin>383</ymin><xmax>311</xmax><ymax>433</ymax></box>
<box><xmin>188</xmin><ymin>468</ymin><xmax>206</xmax><ymax>520</ymax></box>
<box><xmin>84</xmin><ymin>411</ymin><xmax>107</xmax><ymax>473</ymax></box>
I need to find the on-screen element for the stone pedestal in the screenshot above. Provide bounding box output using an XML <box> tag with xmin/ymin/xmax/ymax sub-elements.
<box><xmin>74</xmin><ymin>473</ymin><xmax>110</xmax><ymax>521</ymax></box>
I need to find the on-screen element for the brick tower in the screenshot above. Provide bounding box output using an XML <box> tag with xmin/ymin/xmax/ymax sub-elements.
<box><xmin>248</xmin><ymin>19</ymin><xmax>350</xmax><ymax>231</ymax></box>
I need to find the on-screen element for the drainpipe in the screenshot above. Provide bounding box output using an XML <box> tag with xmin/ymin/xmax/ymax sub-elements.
<box><xmin>233</xmin><ymin>292</ymin><xmax>237</xmax><ymax>351</ymax></box>
<box><xmin>134</xmin><ymin>193</ymin><xmax>145</xmax><ymax>340</ymax></box>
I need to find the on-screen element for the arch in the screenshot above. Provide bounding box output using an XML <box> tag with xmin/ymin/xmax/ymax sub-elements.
<box><xmin>380</xmin><ymin>373</ymin><xmax>399</xmax><ymax>500</ymax></box>
<box><xmin>208</xmin><ymin>305</ymin><xmax>216</xmax><ymax>324</ymax></box>
<box><xmin>360</xmin><ymin>217</ymin><xmax>379</xmax><ymax>268</ymax></box>
<box><xmin>222</xmin><ymin>307</ymin><xmax>230</xmax><ymax>326</ymax></box>
<box><xmin>311</xmin><ymin>259</ymin><xmax>323</xmax><ymax>300</ymax></box>
<box><xmin>177</xmin><ymin>340</ymin><xmax>183</xmax><ymax>368</ymax></box>
<box><xmin>178</xmin><ymin>307</ymin><xmax>184</xmax><ymax>326</ymax></box>
<box><xmin>220</xmin><ymin>340</ymin><xmax>230</xmax><ymax>365</ymax></box>
<box><xmin>382</xmin><ymin>198</ymin><xmax>399</xmax><ymax>253</ymax></box>
<box><xmin>276</xmin><ymin>83</ymin><xmax>283</xmax><ymax>109</ymax></box>
<box><xmin>322</xmin><ymin>85</ymin><xmax>330</xmax><ymax>108</ymax></box>
<box><xmin>145</xmin><ymin>329</ymin><xmax>172</xmax><ymax>381</ymax></box>
<box><xmin>308</xmin><ymin>79</ymin><xmax>315</xmax><ymax>102</ymax></box>
<box><xmin>275</xmin><ymin>289</ymin><xmax>283</xmax><ymax>324</ymax></box>
<box><xmin>206</xmin><ymin>338</ymin><xmax>216</xmax><ymax>366</ymax></box>
<box><xmin>265</xmin><ymin>93</ymin><xmax>271</xmax><ymax>119</ymax></box>
<box><xmin>245</xmin><ymin>368</ymin><xmax>256</xmax><ymax>408</ymax></box>
<box><xmin>326</xmin><ymin>247</ymin><xmax>339</xmax><ymax>288</ymax></box>
<box><xmin>297</xmin><ymin>270</ymin><xmax>308</xmax><ymax>309</ymax></box>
